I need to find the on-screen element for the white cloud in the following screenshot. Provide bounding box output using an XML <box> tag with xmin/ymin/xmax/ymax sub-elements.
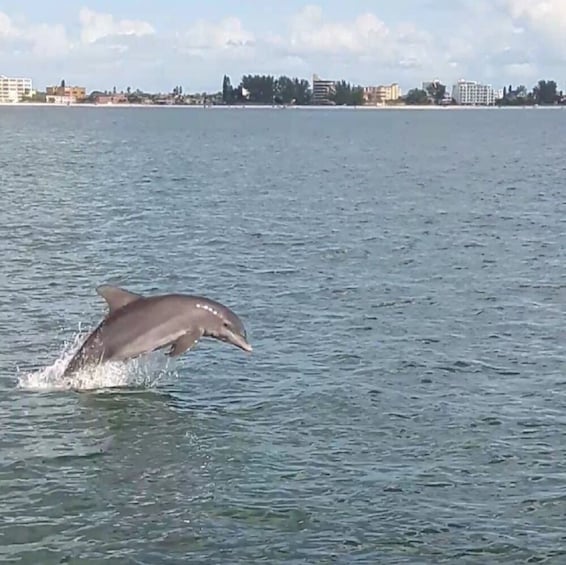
<box><xmin>180</xmin><ymin>16</ymin><xmax>254</xmax><ymax>51</ymax></box>
<box><xmin>285</xmin><ymin>4</ymin><xmax>434</xmax><ymax>69</ymax></box>
<box><xmin>504</xmin><ymin>0</ymin><xmax>566</xmax><ymax>55</ymax></box>
<box><xmin>505</xmin><ymin>0</ymin><xmax>566</xmax><ymax>31</ymax></box>
<box><xmin>78</xmin><ymin>7</ymin><xmax>155</xmax><ymax>44</ymax></box>
<box><xmin>0</xmin><ymin>11</ymin><xmax>70</xmax><ymax>57</ymax></box>
<box><xmin>287</xmin><ymin>6</ymin><xmax>390</xmax><ymax>55</ymax></box>
<box><xmin>265</xmin><ymin>4</ymin><xmax>441</xmax><ymax>87</ymax></box>
<box><xmin>28</xmin><ymin>22</ymin><xmax>69</xmax><ymax>57</ymax></box>
<box><xmin>0</xmin><ymin>4</ymin><xmax>565</xmax><ymax>93</ymax></box>
<box><xmin>0</xmin><ymin>12</ymin><xmax>18</xmax><ymax>39</ymax></box>
<box><xmin>504</xmin><ymin>62</ymin><xmax>537</xmax><ymax>80</ymax></box>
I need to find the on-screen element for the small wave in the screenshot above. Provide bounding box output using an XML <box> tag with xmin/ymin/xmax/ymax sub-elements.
<box><xmin>16</xmin><ymin>330</ymin><xmax>173</xmax><ymax>392</ymax></box>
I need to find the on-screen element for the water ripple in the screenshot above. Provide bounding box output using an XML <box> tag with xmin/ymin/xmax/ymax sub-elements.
<box><xmin>0</xmin><ymin>107</ymin><xmax>565</xmax><ymax>563</ymax></box>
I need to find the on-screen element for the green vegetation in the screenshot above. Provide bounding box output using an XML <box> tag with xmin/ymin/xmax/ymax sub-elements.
<box><xmin>331</xmin><ymin>80</ymin><xmax>364</xmax><ymax>106</ymax></box>
<box><xmin>273</xmin><ymin>76</ymin><xmax>311</xmax><ymax>105</ymax></box>
<box><xmin>220</xmin><ymin>74</ymin><xmax>566</xmax><ymax>107</ymax></box>
<box><xmin>27</xmin><ymin>91</ymin><xmax>47</xmax><ymax>103</ymax></box>
<box><xmin>222</xmin><ymin>74</ymin><xmax>362</xmax><ymax>106</ymax></box>
<box><xmin>222</xmin><ymin>75</ymin><xmax>233</xmax><ymax>103</ymax></box>
<box><xmin>533</xmin><ymin>80</ymin><xmax>559</xmax><ymax>104</ymax></box>
<box><xmin>497</xmin><ymin>80</ymin><xmax>562</xmax><ymax>106</ymax></box>
<box><xmin>21</xmin><ymin>73</ymin><xmax>566</xmax><ymax>108</ymax></box>
<box><xmin>222</xmin><ymin>74</ymin><xmax>311</xmax><ymax>105</ymax></box>
<box><xmin>404</xmin><ymin>88</ymin><xmax>430</xmax><ymax>105</ymax></box>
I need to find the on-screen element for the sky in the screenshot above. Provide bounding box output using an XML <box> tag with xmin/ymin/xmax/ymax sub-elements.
<box><xmin>0</xmin><ymin>0</ymin><xmax>565</xmax><ymax>94</ymax></box>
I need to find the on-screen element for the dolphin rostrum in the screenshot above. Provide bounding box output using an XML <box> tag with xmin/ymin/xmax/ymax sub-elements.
<box><xmin>62</xmin><ymin>284</ymin><xmax>252</xmax><ymax>376</ymax></box>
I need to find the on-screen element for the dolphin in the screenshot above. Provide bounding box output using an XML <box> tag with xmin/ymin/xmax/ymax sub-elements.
<box><xmin>62</xmin><ymin>284</ymin><xmax>252</xmax><ymax>376</ymax></box>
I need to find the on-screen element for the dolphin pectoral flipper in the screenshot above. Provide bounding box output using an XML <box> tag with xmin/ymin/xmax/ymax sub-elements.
<box><xmin>97</xmin><ymin>285</ymin><xmax>144</xmax><ymax>314</ymax></box>
<box><xmin>167</xmin><ymin>329</ymin><xmax>204</xmax><ymax>357</ymax></box>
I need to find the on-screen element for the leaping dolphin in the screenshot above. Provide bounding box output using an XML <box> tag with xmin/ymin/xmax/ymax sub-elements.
<box><xmin>62</xmin><ymin>284</ymin><xmax>252</xmax><ymax>376</ymax></box>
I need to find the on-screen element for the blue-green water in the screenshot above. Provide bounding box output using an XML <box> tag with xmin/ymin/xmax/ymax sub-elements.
<box><xmin>0</xmin><ymin>106</ymin><xmax>565</xmax><ymax>563</ymax></box>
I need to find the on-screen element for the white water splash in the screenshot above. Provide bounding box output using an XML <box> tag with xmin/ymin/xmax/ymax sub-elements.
<box><xmin>16</xmin><ymin>330</ymin><xmax>174</xmax><ymax>392</ymax></box>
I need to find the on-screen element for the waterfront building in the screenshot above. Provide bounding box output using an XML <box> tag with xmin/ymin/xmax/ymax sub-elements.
<box><xmin>93</xmin><ymin>93</ymin><xmax>128</xmax><ymax>104</ymax></box>
<box><xmin>0</xmin><ymin>75</ymin><xmax>33</xmax><ymax>103</ymax></box>
<box><xmin>46</xmin><ymin>84</ymin><xmax>87</xmax><ymax>104</ymax></box>
<box><xmin>363</xmin><ymin>83</ymin><xmax>401</xmax><ymax>104</ymax></box>
<box><xmin>312</xmin><ymin>74</ymin><xmax>335</xmax><ymax>105</ymax></box>
<box><xmin>421</xmin><ymin>80</ymin><xmax>453</xmax><ymax>104</ymax></box>
<box><xmin>451</xmin><ymin>80</ymin><xmax>496</xmax><ymax>106</ymax></box>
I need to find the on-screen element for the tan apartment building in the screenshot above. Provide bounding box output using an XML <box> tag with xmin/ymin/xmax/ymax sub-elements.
<box><xmin>363</xmin><ymin>83</ymin><xmax>401</xmax><ymax>105</ymax></box>
<box><xmin>46</xmin><ymin>84</ymin><xmax>87</xmax><ymax>103</ymax></box>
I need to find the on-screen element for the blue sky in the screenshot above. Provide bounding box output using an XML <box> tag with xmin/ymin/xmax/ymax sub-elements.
<box><xmin>0</xmin><ymin>1</ymin><xmax>564</xmax><ymax>93</ymax></box>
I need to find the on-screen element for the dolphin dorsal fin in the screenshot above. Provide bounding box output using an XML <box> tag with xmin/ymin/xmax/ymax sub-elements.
<box><xmin>96</xmin><ymin>284</ymin><xmax>143</xmax><ymax>314</ymax></box>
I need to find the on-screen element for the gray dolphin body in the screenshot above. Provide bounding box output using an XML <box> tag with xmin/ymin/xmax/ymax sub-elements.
<box><xmin>62</xmin><ymin>284</ymin><xmax>252</xmax><ymax>376</ymax></box>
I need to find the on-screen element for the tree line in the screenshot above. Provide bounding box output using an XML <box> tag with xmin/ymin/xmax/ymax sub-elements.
<box><xmin>498</xmin><ymin>80</ymin><xmax>562</xmax><ymax>106</ymax></box>
<box><xmin>49</xmin><ymin>75</ymin><xmax>565</xmax><ymax>107</ymax></box>
<box><xmin>403</xmin><ymin>79</ymin><xmax>564</xmax><ymax>106</ymax></box>
<box><xmin>222</xmin><ymin>74</ymin><xmax>311</xmax><ymax>105</ymax></box>
<box><xmin>222</xmin><ymin>74</ymin><xmax>365</xmax><ymax>106</ymax></box>
<box><xmin>404</xmin><ymin>81</ymin><xmax>447</xmax><ymax>105</ymax></box>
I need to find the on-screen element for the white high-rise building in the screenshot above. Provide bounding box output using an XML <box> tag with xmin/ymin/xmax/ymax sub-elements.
<box><xmin>0</xmin><ymin>75</ymin><xmax>33</xmax><ymax>103</ymax></box>
<box><xmin>312</xmin><ymin>74</ymin><xmax>336</xmax><ymax>105</ymax></box>
<box><xmin>451</xmin><ymin>80</ymin><xmax>496</xmax><ymax>106</ymax></box>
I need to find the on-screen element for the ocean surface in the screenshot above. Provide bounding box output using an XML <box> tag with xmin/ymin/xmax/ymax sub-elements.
<box><xmin>0</xmin><ymin>105</ymin><xmax>565</xmax><ymax>564</ymax></box>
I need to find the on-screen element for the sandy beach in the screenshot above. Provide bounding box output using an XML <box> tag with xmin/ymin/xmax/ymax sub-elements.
<box><xmin>0</xmin><ymin>101</ymin><xmax>553</xmax><ymax>110</ymax></box>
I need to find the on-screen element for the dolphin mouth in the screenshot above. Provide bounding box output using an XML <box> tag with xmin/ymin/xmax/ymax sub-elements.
<box><xmin>228</xmin><ymin>331</ymin><xmax>253</xmax><ymax>353</ymax></box>
<box><xmin>235</xmin><ymin>338</ymin><xmax>253</xmax><ymax>353</ymax></box>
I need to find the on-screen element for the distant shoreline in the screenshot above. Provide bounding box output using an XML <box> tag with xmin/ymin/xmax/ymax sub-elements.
<box><xmin>0</xmin><ymin>102</ymin><xmax>561</xmax><ymax>110</ymax></box>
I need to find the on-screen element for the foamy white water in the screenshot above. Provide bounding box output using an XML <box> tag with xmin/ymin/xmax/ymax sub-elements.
<box><xmin>16</xmin><ymin>330</ymin><xmax>173</xmax><ymax>392</ymax></box>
